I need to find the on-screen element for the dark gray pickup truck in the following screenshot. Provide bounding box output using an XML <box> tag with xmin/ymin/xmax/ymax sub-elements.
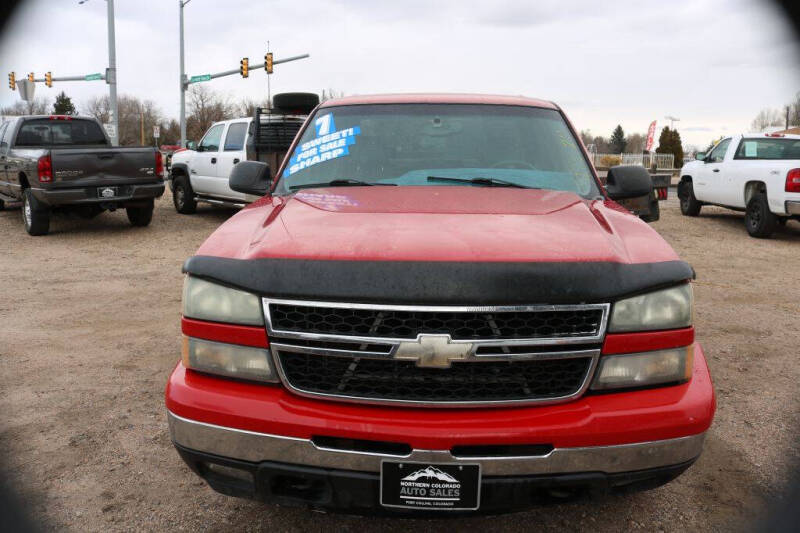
<box><xmin>0</xmin><ymin>115</ymin><xmax>165</xmax><ymax>235</ymax></box>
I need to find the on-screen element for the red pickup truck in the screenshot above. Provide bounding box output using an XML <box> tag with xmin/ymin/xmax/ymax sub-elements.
<box><xmin>165</xmin><ymin>94</ymin><xmax>715</xmax><ymax>515</ymax></box>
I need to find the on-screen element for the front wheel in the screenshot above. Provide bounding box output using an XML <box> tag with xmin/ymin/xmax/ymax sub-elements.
<box><xmin>127</xmin><ymin>201</ymin><xmax>154</xmax><ymax>227</ymax></box>
<box><xmin>172</xmin><ymin>176</ymin><xmax>197</xmax><ymax>214</ymax></box>
<box><xmin>22</xmin><ymin>188</ymin><xmax>50</xmax><ymax>236</ymax></box>
<box><xmin>678</xmin><ymin>181</ymin><xmax>702</xmax><ymax>216</ymax></box>
<box><xmin>745</xmin><ymin>193</ymin><xmax>777</xmax><ymax>238</ymax></box>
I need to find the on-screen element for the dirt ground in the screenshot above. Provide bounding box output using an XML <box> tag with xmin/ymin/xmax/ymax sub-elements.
<box><xmin>1</xmin><ymin>192</ymin><xmax>798</xmax><ymax>532</ymax></box>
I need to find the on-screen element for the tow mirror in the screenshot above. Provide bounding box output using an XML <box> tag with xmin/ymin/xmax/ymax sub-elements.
<box><xmin>605</xmin><ymin>165</ymin><xmax>652</xmax><ymax>200</ymax></box>
<box><xmin>695</xmin><ymin>152</ymin><xmax>706</xmax><ymax>161</ymax></box>
<box><xmin>186</xmin><ymin>140</ymin><xmax>197</xmax><ymax>151</ymax></box>
<box><xmin>229</xmin><ymin>160</ymin><xmax>270</xmax><ymax>196</ymax></box>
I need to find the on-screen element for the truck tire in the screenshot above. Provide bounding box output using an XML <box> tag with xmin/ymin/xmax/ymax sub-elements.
<box><xmin>640</xmin><ymin>196</ymin><xmax>661</xmax><ymax>223</ymax></box>
<box><xmin>745</xmin><ymin>192</ymin><xmax>777</xmax><ymax>238</ymax></box>
<box><xmin>172</xmin><ymin>176</ymin><xmax>197</xmax><ymax>214</ymax></box>
<box><xmin>127</xmin><ymin>201</ymin><xmax>154</xmax><ymax>227</ymax></box>
<box><xmin>678</xmin><ymin>181</ymin><xmax>702</xmax><ymax>216</ymax></box>
<box><xmin>22</xmin><ymin>188</ymin><xmax>50</xmax><ymax>236</ymax></box>
<box><xmin>272</xmin><ymin>92</ymin><xmax>320</xmax><ymax>114</ymax></box>
<box><xmin>0</xmin><ymin>198</ymin><xmax>4</xmax><ymax>211</ymax></box>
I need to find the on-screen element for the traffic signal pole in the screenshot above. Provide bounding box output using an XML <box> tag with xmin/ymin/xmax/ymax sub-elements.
<box><xmin>179</xmin><ymin>0</ymin><xmax>189</xmax><ymax>148</ymax></box>
<box><xmin>177</xmin><ymin>1</ymin><xmax>308</xmax><ymax>147</ymax></box>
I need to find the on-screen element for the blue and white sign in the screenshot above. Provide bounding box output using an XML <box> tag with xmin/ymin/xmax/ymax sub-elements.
<box><xmin>284</xmin><ymin>113</ymin><xmax>360</xmax><ymax>176</ymax></box>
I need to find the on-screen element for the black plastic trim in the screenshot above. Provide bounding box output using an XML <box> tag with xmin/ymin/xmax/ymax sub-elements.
<box><xmin>182</xmin><ymin>256</ymin><xmax>694</xmax><ymax>305</ymax></box>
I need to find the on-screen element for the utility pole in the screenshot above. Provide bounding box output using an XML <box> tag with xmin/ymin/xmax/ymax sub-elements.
<box><xmin>79</xmin><ymin>0</ymin><xmax>119</xmax><ymax>145</ymax></box>
<box><xmin>107</xmin><ymin>0</ymin><xmax>119</xmax><ymax>146</ymax></box>
<box><xmin>179</xmin><ymin>0</ymin><xmax>191</xmax><ymax>148</ymax></box>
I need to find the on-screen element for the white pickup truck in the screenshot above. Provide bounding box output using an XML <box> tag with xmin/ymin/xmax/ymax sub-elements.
<box><xmin>678</xmin><ymin>133</ymin><xmax>800</xmax><ymax>237</ymax></box>
<box><xmin>169</xmin><ymin>93</ymin><xmax>316</xmax><ymax>213</ymax></box>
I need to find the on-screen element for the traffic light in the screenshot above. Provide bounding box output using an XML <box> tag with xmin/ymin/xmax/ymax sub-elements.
<box><xmin>265</xmin><ymin>52</ymin><xmax>273</xmax><ymax>74</ymax></box>
<box><xmin>8</xmin><ymin>72</ymin><xmax>15</xmax><ymax>90</ymax></box>
<box><xmin>27</xmin><ymin>72</ymin><xmax>34</xmax><ymax>82</ymax></box>
<box><xmin>45</xmin><ymin>71</ymin><xmax>52</xmax><ymax>88</ymax></box>
<box><xmin>240</xmin><ymin>57</ymin><xmax>248</xmax><ymax>78</ymax></box>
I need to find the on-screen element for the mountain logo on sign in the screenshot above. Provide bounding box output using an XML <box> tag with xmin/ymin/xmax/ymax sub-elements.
<box><xmin>401</xmin><ymin>466</ymin><xmax>458</xmax><ymax>482</ymax></box>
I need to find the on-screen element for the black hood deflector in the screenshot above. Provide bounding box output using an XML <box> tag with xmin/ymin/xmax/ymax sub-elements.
<box><xmin>182</xmin><ymin>256</ymin><xmax>694</xmax><ymax>305</ymax></box>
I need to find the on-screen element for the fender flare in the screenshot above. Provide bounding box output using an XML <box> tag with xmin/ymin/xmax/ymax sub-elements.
<box><xmin>170</xmin><ymin>162</ymin><xmax>189</xmax><ymax>178</ymax></box>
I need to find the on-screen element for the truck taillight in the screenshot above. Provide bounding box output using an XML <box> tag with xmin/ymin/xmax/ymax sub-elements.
<box><xmin>786</xmin><ymin>168</ymin><xmax>800</xmax><ymax>193</ymax></box>
<box><xmin>155</xmin><ymin>151</ymin><xmax>164</xmax><ymax>177</ymax></box>
<box><xmin>37</xmin><ymin>155</ymin><xmax>52</xmax><ymax>183</ymax></box>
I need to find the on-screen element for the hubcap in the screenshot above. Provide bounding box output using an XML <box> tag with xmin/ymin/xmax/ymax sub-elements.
<box><xmin>176</xmin><ymin>186</ymin><xmax>185</xmax><ymax>207</ymax></box>
<box><xmin>748</xmin><ymin>204</ymin><xmax>761</xmax><ymax>228</ymax></box>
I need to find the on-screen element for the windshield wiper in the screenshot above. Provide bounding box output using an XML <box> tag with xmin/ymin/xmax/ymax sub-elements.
<box><xmin>289</xmin><ymin>179</ymin><xmax>397</xmax><ymax>191</ymax></box>
<box><xmin>426</xmin><ymin>176</ymin><xmax>538</xmax><ymax>189</ymax></box>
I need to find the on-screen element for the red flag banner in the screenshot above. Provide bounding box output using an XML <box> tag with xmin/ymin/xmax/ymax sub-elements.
<box><xmin>645</xmin><ymin>120</ymin><xmax>657</xmax><ymax>152</ymax></box>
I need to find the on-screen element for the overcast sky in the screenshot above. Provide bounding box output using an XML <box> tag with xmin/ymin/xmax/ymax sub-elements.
<box><xmin>1</xmin><ymin>0</ymin><xmax>799</xmax><ymax>147</ymax></box>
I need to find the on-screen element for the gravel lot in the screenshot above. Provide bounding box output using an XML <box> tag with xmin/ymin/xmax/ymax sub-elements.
<box><xmin>1</xmin><ymin>193</ymin><xmax>798</xmax><ymax>532</ymax></box>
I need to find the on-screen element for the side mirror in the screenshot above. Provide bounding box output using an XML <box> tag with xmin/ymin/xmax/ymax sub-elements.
<box><xmin>695</xmin><ymin>152</ymin><xmax>706</xmax><ymax>161</ymax></box>
<box><xmin>605</xmin><ymin>165</ymin><xmax>652</xmax><ymax>200</ymax></box>
<box><xmin>229</xmin><ymin>160</ymin><xmax>270</xmax><ymax>196</ymax></box>
<box><xmin>186</xmin><ymin>140</ymin><xmax>197</xmax><ymax>151</ymax></box>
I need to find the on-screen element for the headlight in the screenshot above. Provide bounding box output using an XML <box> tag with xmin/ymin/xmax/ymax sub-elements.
<box><xmin>183</xmin><ymin>276</ymin><xmax>263</xmax><ymax>326</ymax></box>
<box><xmin>182</xmin><ymin>336</ymin><xmax>278</xmax><ymax>382</ymax></box>
<box><xmin>609</xmin><ymin>284</ymin><xmax>692</xmax><ymax>332</ymax></box>
<box><xmin>591</xmin><ymin>346</ymin><xmax>693</xmax><ymax>390</ymax></box>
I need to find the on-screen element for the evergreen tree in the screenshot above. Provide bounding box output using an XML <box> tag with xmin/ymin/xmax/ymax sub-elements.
<box><xmin>656</xmin><ymin>127</ymin><xmax>684</xmax><ymax>168</ymax></box>
<box><xmin>610</xmin><ymin>125</ymin><xmax>626</xmax><ymax>153</ymax></box>
<box><xmin>53</xmin><ymin>91</ymin><xmax>76</xmax><ymax>115</ymax></box>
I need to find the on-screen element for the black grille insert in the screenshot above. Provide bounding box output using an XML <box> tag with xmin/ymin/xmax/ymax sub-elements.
<box><xmin>269</xmin><ymin>304</ymin><xmax>603</xmax><ymax>340</ymax></box>
<box><xmin>277</xmin><ymin>352</ymin><xmax>592</xmax><ymax>403</ymax></box>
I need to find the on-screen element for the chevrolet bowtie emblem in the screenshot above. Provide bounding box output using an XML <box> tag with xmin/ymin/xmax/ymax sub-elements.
<box><xmin>394</xmin><ymin>334</ymin><xmax>474</xmax><ymax>368</ymax></box>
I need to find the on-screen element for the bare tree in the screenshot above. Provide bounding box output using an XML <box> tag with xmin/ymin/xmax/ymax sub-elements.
<box><xmin>1</xmin><ymin>97</ymin><xmax>49</xmax><ymax>115</ymax></box>
<box><xmin>320</xmin><ymin>88</ymin><xmax>345</xmax><ymax>102</ymax></box>
<box><xmin>625</xmin><ymin>133</ymin><xmax>646</xmax><ymax>154</ymax></box>
<box><xmin>750</xmin><ymin>108</ymin><xmax>785</xmax><ymax>132</ymax></box>
<box><xmin>83</xmin><ymin>94</ymin><xmax>163</xmax><ymax>146</ymax></box>
<box><xmin>158</xmin><ymin>119</ymin><xmax>181</xmax><ymax>146</ymax></box>
<box><xmin>185</xmin><ymin>85</ymin><xmax>234</xmax><ymax>142</ymax></box>
<box><xmin>235</xmin><ymin>96</ymin><xmax>269</xmax><ymax>118</ymax></box>
<box><xmin>790</xmin><ymin>91</ymin><xmax>800</xmax><ymax>127</ymax></box>
<box><xmin>579</xmin><ymin>129</ymin><xmax>593</xmax><ymax>147</ymax></box>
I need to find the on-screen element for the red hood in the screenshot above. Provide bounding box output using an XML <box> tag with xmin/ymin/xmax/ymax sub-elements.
<box><xmin>196</xmin><ymin>186</ymin><xmax>678</xmax><ymax>265</ymax></box>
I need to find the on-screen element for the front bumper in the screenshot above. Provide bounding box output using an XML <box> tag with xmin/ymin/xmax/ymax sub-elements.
<box><xmin>30</xmin><ymin>181</ymin><xmax>165</xmax><ymax>207</ymax></box>
<box><xmin>166</xmin><ymin>343</ymin><xmax>714</xmax><ymax>512</ymax></box>
<box><xmin>173</xmin><ymin>442</ymin><xmax>699</xmax><ymax>515</ymax></box>
<box><xmin>168</xmin><ymin>411</ymin><xmax>705</xmax><ymax>478</ymax></box>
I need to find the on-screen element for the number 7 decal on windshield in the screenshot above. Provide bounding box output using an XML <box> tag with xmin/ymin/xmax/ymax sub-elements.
<box><xmin>315</xmin><ymin>113</ymin><xmax>335</xmax><ymax>136</ymax></box>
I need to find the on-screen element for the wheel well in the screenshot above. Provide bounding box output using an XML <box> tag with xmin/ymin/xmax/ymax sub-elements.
<box><xmin>19</xmin><ymin>173</ymin><xmax>30</xmax><ymax>189</ymax></box>
<box><xmin>680</xmin><ymin>175</ymin><xmax>692</xmax><ymax>183</ymax></box>
<box><xmin>744</xmin><ymin>181</ymin><xmax>766</xmax><ymax>204</ymax></box>
<box><xmin>171</xmin><ymin>166</ymin><xmax>187</xmax><ymax>178</ymax></box>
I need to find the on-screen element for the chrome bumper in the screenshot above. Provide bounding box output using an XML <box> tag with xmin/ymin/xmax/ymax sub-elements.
<box><xmin>167</xmin><ymin>411</ymin><xmax>706</xmax><ymax>476</ymax></box>
<box><xmin>786</xmin><ymin>201</ymin><xmax>800</xmax><ymax>216</ymax></box>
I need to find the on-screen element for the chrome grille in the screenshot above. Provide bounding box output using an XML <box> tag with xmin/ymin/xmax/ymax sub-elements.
<box><xmin>268</xmin><ymin>302</ymin><xmax>604</xmax><ymax>340</ymax></box>
<box><xmin>264</xmin><ymin>298</ymin><xmax>609</xmax><ymax>407</ymax></box>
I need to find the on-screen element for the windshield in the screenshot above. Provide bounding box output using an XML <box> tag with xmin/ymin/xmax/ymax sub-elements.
<box><xmin>274</xmin><ymin>104</ymin><xmax>600</xmax><ymax>198</ymax></box>
<box><xmin>15</xmin><ymin>118</ymin><xmax>108</xmax><ymax>147</ymax></box>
